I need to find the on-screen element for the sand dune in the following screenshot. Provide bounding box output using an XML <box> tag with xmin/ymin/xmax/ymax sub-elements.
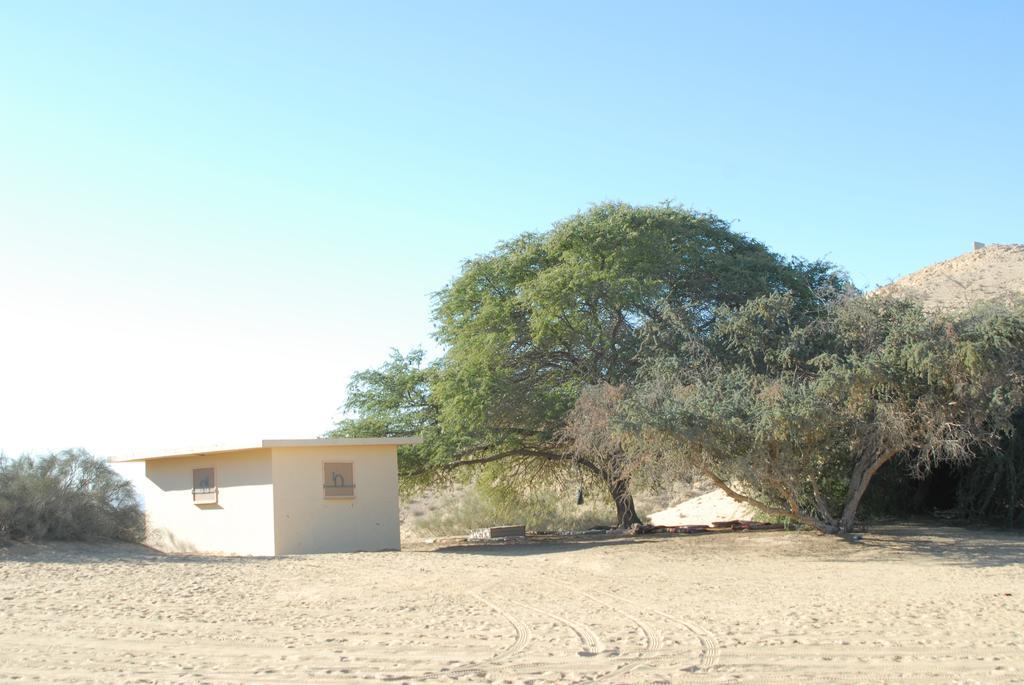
<box><xmin>647</xmin><ymin>488</ymin><xmax>754</xmax><ymax>526</ymax></box>
<box><xmin>2</xmin><ymin>526</ymin><xmax>1022</xmax><ymax>683</ymax></box>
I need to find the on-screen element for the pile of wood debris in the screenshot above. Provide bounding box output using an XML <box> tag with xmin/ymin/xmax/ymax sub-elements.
<box><xmin>628</xmin><ymin>519</ymin><xmax>785</xmax><ymax>535</ymax></box>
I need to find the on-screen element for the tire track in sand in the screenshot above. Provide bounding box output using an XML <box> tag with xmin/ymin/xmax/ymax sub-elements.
<box><xmin>505</xmin><ymin>598</ymin><xmax>604</xmax><ymax>656</ymax></box>
<box><xmin>425</xmin><ymin>592</ymin><xmax>533</xmax><ymax>679</ymax></box>
<box><xmin>582</xmin><ymin>584</ymin><xmax>720</xmax><ymax>671</ymax></box>
<box><xmin>443</xmin><ymin>583</ymin><xmax>655</xmax><ymax>683</ymax></box>
<box><xmin>543</xmin><ymin>579</ymin><xmax>667</xmax><ymax>683</ymax></box>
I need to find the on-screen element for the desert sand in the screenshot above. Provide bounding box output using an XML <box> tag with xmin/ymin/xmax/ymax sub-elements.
<box><xmin>648</xmin><ymin>489</ymin><xmax>754</xmax><ymax>527</ymax></box>
<box><xmin>1</xmin><ymin>525</ymin><xmax>1022</xmax><ymax>684</ymax></box>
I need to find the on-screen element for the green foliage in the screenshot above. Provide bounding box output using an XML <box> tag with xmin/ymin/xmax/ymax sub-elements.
<box><xmin>332</xmin><ymin>348</ymin><xmax>437</xmax><ymax>438</ymax></box>
<box><xmin>624</xmin><ymin>294</ymin><xmax>1024</xmax><ymax>533</ymax></box>
<box><xmin>954</xmin><ymin>412</ymin><xmax>1024</xmax><ymax>526</ymax></box>
<box><xmin>431</xmin><ymin>202</ymin><xmax>839</xmax><ymax>451</ymax></box>
<box><xmin>326</xmin><ymin>349</ymin><xmax>440</xmax><ymax>489</ymax></box>
<box><xmin>0</xmin><ymin>449</ymin><xmax>144</xmax><ymax>542</ymax></box>
<box><xmin>333</xmin><ymin>201</ymin><xmax>843</xmax><ymax>526</ymax></box>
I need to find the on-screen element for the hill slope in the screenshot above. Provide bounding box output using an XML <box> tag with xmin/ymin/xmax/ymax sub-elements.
<box><xmin>876</xmin><ymin>243</ymin><xmax>1024</xmax><ymax>310</ymax></box>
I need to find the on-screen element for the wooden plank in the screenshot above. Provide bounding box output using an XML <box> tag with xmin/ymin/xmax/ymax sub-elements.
<box><xmin>468</xmin><ymin>525</ymin><xmax>526</xmax><ymax>540</ymax></box>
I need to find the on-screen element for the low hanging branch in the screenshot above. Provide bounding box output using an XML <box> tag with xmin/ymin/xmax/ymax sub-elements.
<box><xmin>699</xmin><ymin>465</ymin><xmax>828</xmax><ymax>532</ymax></box>
<box><xmin>405</xmin><ymin>445</ymin><xmax>601</xmax><ymax>480</ymax></box>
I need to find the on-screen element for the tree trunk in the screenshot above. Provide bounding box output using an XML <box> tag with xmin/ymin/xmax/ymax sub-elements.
<box><xmin>838</xmin><ymin>449</ymin><xmax>899</xmax><ymax>533</ymax></box>
<box><xmin>607</xmin><ymin>476</ymin><xmax>642</xmax><ymax>528</ymax></box>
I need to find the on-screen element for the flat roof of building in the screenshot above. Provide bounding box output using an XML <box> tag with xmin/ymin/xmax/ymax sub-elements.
<box><xmin>109</xmin><ymin>437</ymin><xmax>423</xmax><ymax>463</ymax></box>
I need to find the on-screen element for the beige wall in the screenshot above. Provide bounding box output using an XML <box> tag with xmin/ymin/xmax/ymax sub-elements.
<box><xmin>142</xmin><ymin>449</ymin><xmax>276</xmax><ymax>556</ymax></box>
<box><xmin>270</xmin><ymin>445</ymin><xmax>400</xmax><ymax>554</ymax></box>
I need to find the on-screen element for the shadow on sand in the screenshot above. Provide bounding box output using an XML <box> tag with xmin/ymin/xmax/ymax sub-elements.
<box><xmin>0</xmin><ymin>540</ymin><xmax>275</xmax><ymax>565</ymax></box>
<box><xmin>427</xmin><ymin>522</ymin><xmax>1024</xmax><ymax>567</ymax></box>
<box><xmin>846</xmin><ymin>522</ymin><xmax>1024</xmax><ymax>568</ymax></box>
<box><xmin>4</xmin><ymin>522</ymin><xmax>1020</xmax><ymax>568</ymax></box>
<box><xmin>427</xmin><ymin>531</ymin><xmax>700</xmax><ymax>557</ymax></box>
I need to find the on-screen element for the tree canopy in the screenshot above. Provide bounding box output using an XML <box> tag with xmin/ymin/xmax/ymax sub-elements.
<box><xmin>331</xmin><ymin>202</ymin><xmax>842</xmax><ymax>526</ymax></box>
<box><xmin>606</xmin><ymin>293</ymin><xmax>1024</xmax><ymax>533</ymax></box>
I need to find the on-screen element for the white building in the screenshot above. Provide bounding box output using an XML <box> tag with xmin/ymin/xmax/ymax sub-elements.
<box><xmin>112</xmin><ymin>437</ymin><xmax>419</xmax><ymax>556</ymax></box>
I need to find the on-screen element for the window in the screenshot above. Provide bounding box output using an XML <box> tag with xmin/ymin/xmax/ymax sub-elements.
<box><xmin>323</xmin><ymin>462</ymin><xmax>355</xmax><ymax>498</ymax></box>
<box><xmin>192</xmin><ymin>467</ymin><xmax>217</xmax><ymax>504</ymax></box>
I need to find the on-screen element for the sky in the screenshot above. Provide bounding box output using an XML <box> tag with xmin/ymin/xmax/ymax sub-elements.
<box><xmin>2</xmin><ymin>1</ymin><xmax>1022</xmax><ymax>461</ymax></box>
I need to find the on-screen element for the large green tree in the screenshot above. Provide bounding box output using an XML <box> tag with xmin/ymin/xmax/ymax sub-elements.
<box><xmin>612</xmin><ymin>293</ymin><xmax>1024</xmax><ymax>533</ymax></box>
<box><xmin>333</xmin><ymin>202</ymin><xmax>839</xmax><ymax>526</ymax></box>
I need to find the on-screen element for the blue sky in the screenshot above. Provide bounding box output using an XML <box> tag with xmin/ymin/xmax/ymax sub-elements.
<box><xmin>1</xmin><ymin>2</ymin><xmax>1022</xmax><ymax>458</ymax></box>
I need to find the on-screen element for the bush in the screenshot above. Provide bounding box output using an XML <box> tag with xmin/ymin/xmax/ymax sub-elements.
<box><xmin>406</xmin><ymin>478</ymin><xmax>616</xmax><ymax>538</ymax></box>
<box><xmin>0</xmin><ymin>449</ymin><xmax>144</xmax><ymax>542</ymax></box>
<box><xmin>955</xmin><ymin>412</ymin><xmax>1024</xmax><ymax>526</ymax></box>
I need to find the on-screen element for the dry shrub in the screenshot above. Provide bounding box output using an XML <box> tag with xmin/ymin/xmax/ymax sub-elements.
<box><xmin>404</xmin><ymin>478</ymin><xmax>614</xmax><ymax>538</ymax></box>
<box><xmin>0</xmin><ymin>449</ymin><xmax>144</xmax><ymax>542</ymax></box>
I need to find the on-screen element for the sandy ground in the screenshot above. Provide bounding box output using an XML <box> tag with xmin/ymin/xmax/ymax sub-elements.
<box><xmin>1</xmin><ymin>525</ymin><xmax>1022</xmax><ymax>684</ymax></box>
